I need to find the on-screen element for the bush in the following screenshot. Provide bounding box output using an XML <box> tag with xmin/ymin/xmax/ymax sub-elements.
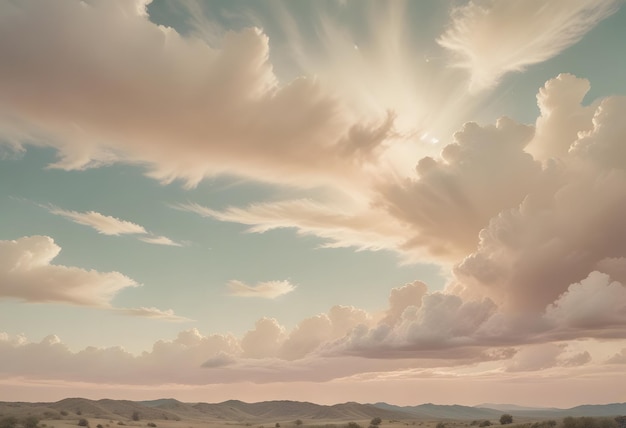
<box><xmin>295</xmin><ymin>421</ymin><xmax>303</xmax><ymax>427</ymax></box>
<box><xmin>347</xmin><ymin>423</ymin><xmax>362</xmax><ymax>428</ymax></box>
<box><xmin>147</xmin><ymin>423</ymin><xmax>157</xmax><ymax>427</ymax></box>
<box><xmin>60</xmin><ymin>412</ymin><xmax>69</xmax><ymax>417</ymax></box>
<box><xmin>479</xmin><ymin>422</ymin><xmax>491</xmax><ymax>427</ymax></box>
<box><xmin>436</xmin><ymin>423</ymin><xmax>446</xmax><ymax>428</ymax></box>
<box><xmin>97</xmin><ymin>425</ymin><xmax>104</xmax><ymax>428</ymax></box>
<box><xmin>371</xmin><ymin>419</ymin><xmax>382</xmax><ymax>427</ymax></box>
<box><xmin>78</xmin><ymin>419</ymin><xmax>89</xmax><ymax>427</ymax></box>
<box><xmin>276</xmin><ymin>424</ymin><xmax>281</xmax><ymax>428</ymax></box>
<box><xmin>132</xmin><ymin>413</ymin><xmax>140</xmax><ymax>422</ymax></box>
<box><xmin>500</xmin><ymin>415</ymin><xmax>513</xmax><ymax>425</ymax></box>
<box><xmin>0</xmin><ymin>416</ymin><xmax>18</xmax><ymax>428</ymax></box>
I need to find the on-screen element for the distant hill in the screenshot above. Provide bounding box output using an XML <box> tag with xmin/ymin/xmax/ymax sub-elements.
<box><xmin>0</xmin><ymin>398</ymin><xmax>624</xmax><ymax>423</ymax></box>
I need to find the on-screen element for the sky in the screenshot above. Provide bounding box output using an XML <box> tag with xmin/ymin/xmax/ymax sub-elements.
<box><xmin>1</xmin><ymin>0</ymin><xmax>626</xmax><ymax>408</ymax></box>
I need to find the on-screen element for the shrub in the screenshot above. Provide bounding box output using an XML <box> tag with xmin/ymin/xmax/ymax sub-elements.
<box><xmin>78</xmin><ymin>419</ymin><xmax>89</xmax><ymax>427</ymax></box>
<box><xmin>276</xmin><ymin>424</ymin><xmax>281</xmax><ymax>428</ymax></box>
<box><xmin>132</xmin><ymin>413</ymin><xmax>140</xmax><ymax>422</ymax></box>
<box><xmin>295</xmin><ymin>421</ymin><xmax>303</xmax><ymax>427</ymax></box>
<box><xmin>147</xmin><ymin>423</ymin><xmax>157</xmax><ymax>427</ymax></box>
<box><xmin>97</xmin><ymin>425</ymin><xmax>104</xmax><ymax>428</ymax></box>
<box><xmin>371</xmin><ymin>419</ymin><xmax>382</xmax><ymax>427</ymax></box>
<box><xmin>436</xmin><ymin>423</ymin><xmax>446</xmax><ymax>428</ymax></box>
<box><xmin>479</xmin><ymin>422</ymin><xmax>491</xmax><ymax>427</ymax></box>
<box><xmin>500</xmin><ymin>415</ymin><xmax>513</xmax><ymax>425</ymax></box>
<box><xmin>347</xmin><ymin>423</ymin><xmax>362</xmax><ymax>428</ymax></box>
<box><xmin>60</xmin><ymin>412</ymin><xmax>69</xmax><ymax>417</ymax></box>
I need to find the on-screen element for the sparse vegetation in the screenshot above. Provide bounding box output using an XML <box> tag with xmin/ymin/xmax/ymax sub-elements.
<box><xmin>500</xmin><ymin>415</ymin><xmax>513</xmax><ymax>425</ymax></box>
<box><xmin>563</xmin><ymin>417</ymin><xmax>618</xmax><ymax>428</ymax></box>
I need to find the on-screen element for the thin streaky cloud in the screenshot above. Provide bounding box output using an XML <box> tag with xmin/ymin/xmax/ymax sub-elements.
<box><xmin>48</xmin><ymin>205</ymin><xmax>181</xmax><ymax>247</ymax></box>
<box><xmin>49</xmin><ymin>207</ymin><xmax>147</xmax><ymax>235</ymax></box>
<box><xmin>228</xmin><ymin>280</ymin><xmax>296</xmax><ymax>299</ymax></box>
<box><xmin>139</xmin><ymin>236</ymin><xmax>183</xmax><ymax>247</ymax></box>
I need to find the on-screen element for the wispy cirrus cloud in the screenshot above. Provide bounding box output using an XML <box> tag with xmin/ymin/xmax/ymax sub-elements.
<box><xmin>48</xmin><ymin>206</ymin><xmax>182</xmax><ymax>247</ymax></box>
<box><xmin>438</xmin><ymin>0</ymin><xmax>620</xmax><ymax>90</ymax></box>
<box><xmin>115</xmin><ymin>306</ymin><xmax>192</xmax><ymax>322</ymax></box>
<box><xmin>49</xmin><ymin>207</ymin><xmax>147</xmax><ymax>235</ymax></box>
<box><xmin>227</xmin><ymin>280</ymin><xmax>296</xmax><ymax>299</ymax></box>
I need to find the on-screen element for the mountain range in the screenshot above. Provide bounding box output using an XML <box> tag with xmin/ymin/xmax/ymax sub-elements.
<box><xmin>0</xmin><ymin>398</ymin><xmax>624</xmax><ymax>423</ymax></box>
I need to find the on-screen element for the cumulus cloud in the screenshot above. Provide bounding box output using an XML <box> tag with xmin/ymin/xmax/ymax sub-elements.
<box><xmin>0</xmin><ymin>235</ymin><xmax>137</xmax><ymax>306</ymax></box>
<box><xmin>0</xmin><ymin>0</ymin><xmax>393</xmax><ymax>189</ymax></box>
<box><xmin>0</xmin><ymin>236</ymin><xmax>187</xmax><ymax>321</ymax></box>
<box><xmin>438</xmin><ymin>0</ymin><xmax>619</xmax><ymax>90</ymax></box>
<box><xmin>227</xmin><ymin>280</ymin><xmax>296</xmax><ymax>299</ymax></box>
<box><xmin>545</xmin><ymin>271</ymin><xmax>626</xmax><ymax>331</ymax></box>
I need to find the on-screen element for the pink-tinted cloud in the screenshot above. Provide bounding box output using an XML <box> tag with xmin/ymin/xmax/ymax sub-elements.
<box><xmin>0</xmin><ymin>0</ymin><xmax>393</xmax><ymax>189</ymax></box>
<box><xmin>0</xmin><ymin>235</ymin><xmax>186</xmax><ymax>321</ymax></box>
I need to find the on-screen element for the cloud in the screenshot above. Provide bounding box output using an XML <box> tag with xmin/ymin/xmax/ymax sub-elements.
<box><xmin>438</xmin><ymin>0</ymin><xmax>619</xmax><ymax>90</ymax></box>
<box><xmin>607</xmin><ymin>348</ymin><xmax>626</xmax><ymax>364</ymax></box>
<box><xmin>0</xmin><ymin>236</ymin><xmax>187</xmax><ymax>321</ymax></box>
<box><xmin>180</xmin><ymin>116</ymin><xmax>540</xmax><ymax>261</ymax></box>
<box><xmin>0</xmin><ymin>235</ymin><xmax>137</xmax><ymax>306</ymax></box>
<box><xmin>0</xmin><ymin>0</ymin><xmax>393</xmax><ymax>189</ymax></box>
<box><xmin>115</xmin><ymin>307</ymin><xmax>192</xmax><ymax>322</ymax></box>
<box><xmin>227</xmin><ymin>280</ymin><xmax>296</xmax><ymax>299</ymax></box>
<box><xmin>49</xmin><ymin>206</ymin><xmax>181</xmax><ymax>246</ymax></box>
<box><xmin>545</xmin><ymin>271</ymin><xmax>626</xmax><ymax>330</ymax></box>
<box><xmin>49</xmin><ymin>207</ymin><xmax>147</xmax><ymax>235</ymax></box>
<box><xmin>453</xmin><ymin>76</ymin><xmax>626</xmax><ymax>313</ymax></box>
<box><xmin>138</xmin><ymin>236</ymin><xmax>182</xmax><ymax>247</ymax></box>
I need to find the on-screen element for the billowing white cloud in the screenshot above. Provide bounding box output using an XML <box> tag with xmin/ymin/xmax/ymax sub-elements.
<box><xmin>49</xmin><ymin>207</ymin><xmax>147</xmax><ymax>235</ymax></box>
<box><xmin>227</xmin><ymin>280</ymin><xmax>296</xmax><ymax>299</ymax></box>
<box><xmin>545</xmin><ymin>271</ymin><xmax>626</xmax><ymax>330</ymax></box>
<box><xmin>438</xmin><ymin>0</ymin><xmax>619</xmax><ymax>90</ymax></box>
<box><xmin>0</xmin><ymin>235</ymin><xmax>137</xmax><ymax>306</ymax></box>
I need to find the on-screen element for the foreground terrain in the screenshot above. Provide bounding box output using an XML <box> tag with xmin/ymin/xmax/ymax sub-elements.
<box><xmin>1</xmin><ymin>399</ymin><xmax>624</xmax><ymax>428</ymax></box>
